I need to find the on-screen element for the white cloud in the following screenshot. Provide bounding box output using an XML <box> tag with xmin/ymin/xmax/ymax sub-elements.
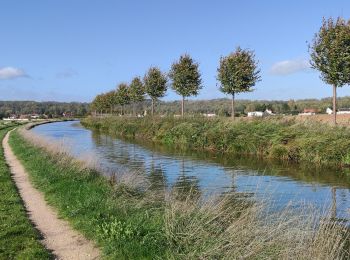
<box><xmin>0</xmin><ymin>67</ymin><xmax>27</xmax><ymax>79</ymax></box>
<box><xmin>270</xmin><ymin>59</ymin><xmax>310</xmax><ymax>75</ymax></box>
<box><xmin>56</xmin><ymin>69</ymin><xmax>78</xmax><ymax>79</ymax></box>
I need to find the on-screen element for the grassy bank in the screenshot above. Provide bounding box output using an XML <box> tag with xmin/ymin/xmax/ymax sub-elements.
<box><xmin>0</xmin><ymin>124</ymin><xmax>51</xmax><ymax>259</ymax></box>
<box><xmin>8</xmin><ymin>127</ymin><xmax>350</xmax><ymax>259</ymax></box>
<box><xmin>10</xmin><ymin>129</ymin><xmax>168</xmax><ymax>259</ymax></box>
<box><xmin>82</xmin><ymin>116</ymin><xmax>350</xmax><ymax>167</ymax></box>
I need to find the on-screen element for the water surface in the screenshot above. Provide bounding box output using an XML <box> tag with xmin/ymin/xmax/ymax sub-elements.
<box><xmin>32</xmin><ymin>121</ymin><xmax>350</xmax><ymax>222</ymax></box>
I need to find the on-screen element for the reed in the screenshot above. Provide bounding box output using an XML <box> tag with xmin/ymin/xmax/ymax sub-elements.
<box><xmin>82</xmin><ymin>116</ymin><xmax>350</xmax><ymax>167</ymax></box>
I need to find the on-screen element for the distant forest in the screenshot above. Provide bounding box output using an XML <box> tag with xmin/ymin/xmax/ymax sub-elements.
<box><xmin>2</xmin><ymin>96</ymin><xmax>350</xmax><ymax>118</ymax></box>
<box><xmin>0</xmin><ymin>101</ymin><xmax>89</xmax><ymax>118</ymax></box>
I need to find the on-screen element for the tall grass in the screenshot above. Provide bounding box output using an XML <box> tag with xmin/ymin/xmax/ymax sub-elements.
<box><xmin>10</xmin><ymin>127</ymin><xmax>350</xmax><ymax>259</ymax></box>
<box><xmin>82</xmin><ymin>116</ymin><xmax>350</xmax><ymax>166</ymax></box>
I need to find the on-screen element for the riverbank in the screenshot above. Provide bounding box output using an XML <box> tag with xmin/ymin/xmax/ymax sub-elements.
<box><xmin>8</xmin><ymin>126</ymin><xmax>350</xmax><ymax>259</ymax></box>
<box><xmin>0</xmin><ymin>124</ymin><xmax>51</xmax><ymax>259</ymax></box>
<box><xmin>81</xmin><ymin>116</ymin><xmax>350</xmax><ymax>167</ymax></box>
<box><xmin>3</xmin><ymin>130</ymin><xmax>100</xmax><ymax>259</ymax></box>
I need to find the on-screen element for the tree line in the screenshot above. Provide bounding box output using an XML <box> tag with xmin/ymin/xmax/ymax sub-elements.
<box><xmin>91</xmin><ymin>50</ymin><xmax>261</xmax><ymax>119</ymax></box>
<box><xmin>91</xmin><ymin>16</ymin><xmax>350</xmax><ymax>124</ymax></box>
<box><xmin>0</xmin><ymin>101</ymin><xmax>89</xmax><ymax>118</ymax></box>
<box><xmin>101</xmin><ymin>96</ymin><xmax>350</xmax><ymax>117</ymax></box>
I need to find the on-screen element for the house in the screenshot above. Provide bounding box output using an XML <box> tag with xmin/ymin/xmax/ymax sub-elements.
<box><xmin>63</xmin><ymin>112</ymin><xmax>73</xmax><ymax>117</ymax></box>
<box><xmin>265</xmin><ymin>109</ymin><xmax>275</xmax><ymax>115</ymax></box>
<box><xmin>338</xmin><ymin>108</ymin><xmax>350</xmax><ymax>114</ymax></box>
<box><xmin>3</xmin><ymin>114</ymin><xmax>29</xmax><ymax>121</ymax></box>
<box><xmin>247</xmin><ymin>109</ymin><xmax>275</xmax><ymax>117</ymax></box>
<box><xmin>20</xmin><ymin>114</ymin><xmax>31</xmax><ymax>119</ymax></box>
<box><xmin>30</xmin><ymin>114</ymin><xmax>40</xmax><ymax>119</ymax></box>
<box><xmin>299</xmin><ymin>108</ymin><xmax>317</xmax><ymax>116</ymax></box>
<box><xmin>326</xmin><ymin>107</ymin><xmax>350</xmax><ymax>114</ymax></box>
<box><xmin>248</xmin><ymin>111</ymin><xmax>264</xmax><ymax>117</ymax></box>
<box><xmin>202</xmin><ymin>113</ymin><xmax>216</xmax><ymax>117</ymax></box>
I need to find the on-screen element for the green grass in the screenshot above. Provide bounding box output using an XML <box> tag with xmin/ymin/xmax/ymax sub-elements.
<box><xmin>0</xmin><ymin>125</ymin><xmax>51</xmax><ymax>259</ymax></box>
<box><xmin>82</xmin><ymin>116</ymin><xmax>350</xmax><ymax>167</ymax></box>
<box><xmin>8</xmin><ymin>127</ymin><xmax>350</xmax><ymax>259</ymax></box>
<box><xmin>9</xmin><ymin>129</ymin><xmax>168</xmax><ymax>259</ymax></box>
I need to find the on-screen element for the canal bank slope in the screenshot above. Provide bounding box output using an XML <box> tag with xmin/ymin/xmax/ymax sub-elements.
<box><xmin>3</xmin><ymin>130</ymin><xmax>100</xmax><ymax>260</ymax></box>
<box><xmin>8</xmin><ymin>125</ymin><xmax>350</xmax><ymax>259</ymax></box>
<box><xmin>81</xmin><ymin>116</ymin><xmax>350</xmax><ymax>167</ymax></box>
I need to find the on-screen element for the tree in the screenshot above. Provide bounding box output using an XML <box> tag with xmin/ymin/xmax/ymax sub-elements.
<box><xmin>217</xmin><ymin>47</ymin><xmax>261</xmax><ymax>119</ymax></box>
<box><xmin>105</xmin><ymin>90</ymin><xmax>116</xmax><ymax>114</ymax></box>
<box><xmin>91</xmin><ymin>94</ymin><xmax>104</xmax><ymax>115</ymax></box>
<box><xmin>309</xmin><ymin>17</ymin><xmax>350</xmax><ymax>124</ymax></box>
<box><xmin>129</xmin><ymin>76</ymin><xmax>145</xmax><ymax>116</ymax></box>
<box><xmin>115</xmin><ymin>83</ymin><xmax>130</xmax><ymax>115</ymax></box>
<box><xmin>169</xmin><ymin>54</ymin><xmax>202</xmax><ymax>117</ymax></box>
<box><xmin>143</xmin><ymin>67</ymin><xmax>168</xmax><ymax>116</ymax></box>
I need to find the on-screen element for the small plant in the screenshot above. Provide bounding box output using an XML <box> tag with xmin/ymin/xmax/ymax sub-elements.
<box><xmin>342</xmin><ymin>153</ymin><xmax>350</xmax><ymax>166</ymax></box>
<box><xmin>98</xmin><ymin>218</ymin><xmax>138</xmax><ymax>241</ymax></box>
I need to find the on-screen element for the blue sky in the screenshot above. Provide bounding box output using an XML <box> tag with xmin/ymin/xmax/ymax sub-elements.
<box><xmin>1</xmin><ymin>0</ymin><xmax>350</xmax><ymax>102</ymax></box>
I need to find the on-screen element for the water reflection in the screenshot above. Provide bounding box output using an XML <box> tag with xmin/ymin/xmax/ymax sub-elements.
<box><xmin>32</xmin><ymin>121</ymin><xmax>350</xmax><ymax>223</ymax></box>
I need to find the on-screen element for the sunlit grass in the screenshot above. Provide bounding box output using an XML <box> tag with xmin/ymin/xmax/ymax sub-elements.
<box><xmin>8</xmin><ymin>127</ymin><xmax>350</xmax><ymax>259</ymax></box>
<box><xmin>0</xmin><ymin>124</ymin><xmax>51</xmax><ymax>259</ymax></box>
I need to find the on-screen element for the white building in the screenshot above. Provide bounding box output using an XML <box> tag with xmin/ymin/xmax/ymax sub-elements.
<box><xmin>338</xmin><ymin>109</ymin><xmax>350</xmax><ymax>114</ymax></box>
<box><xmin>326</xmin><ymin>107</ymin><xmax>350</xmax><ymax>115</ymax></box>
<box><xmin>202</xmin><ymin>113</ymin><xmax>216</xmax><ymax>117</ymax></box>
<box><xmin>247</xmin><ymin>109</ymin><xmax>275</xmax><ymax>117</ymax></box>
<box><xmin>247</xmin><ymin>111</ymin><xmax>264</xmax><ymax>117</ymax></box>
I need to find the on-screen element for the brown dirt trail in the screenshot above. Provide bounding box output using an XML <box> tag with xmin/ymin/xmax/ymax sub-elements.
<box><xmin>3</xmin><ymin>130</ymin><xmax>100</xmax><ymax>260</ymax></box>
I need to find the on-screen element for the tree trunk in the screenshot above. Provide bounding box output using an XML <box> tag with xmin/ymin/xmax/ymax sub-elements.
<box><xmin>151</xmin><ymin>99</ymin><xmax>154</xmax><ymax>116</ymax></box>
<box><xmin>231</xmin><ymin>93</ymin><xmax>235</xmax><ymax>120</ymax></box>
<box><xmin>181</xmin><ymin>96</ymin><xmax>185</xmax><ymax>117</ymax></box>
<box><xmin>333</xmin><ymin>85</ymin><xmax>337</xmax><ymax>125</ymax></box>
<box><xmin>133</xmin><ymin>102</ymin><xmax>136</xmax><ymax>117</ymax></box>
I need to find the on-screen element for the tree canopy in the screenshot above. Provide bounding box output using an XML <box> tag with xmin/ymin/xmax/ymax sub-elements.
<box><xmin>169</xmin><ymin>54</ymin><xmax>202</xmax><ymax>98</ymax></box>
<box><xmin>115</xmin><ymin>83</ymin><xmax>130</xmax><ymax>107</ymax></box>
<box><xmin>144</xmin><ymin>67</ymin><xmax>168</xmax><ymax>100</ymax></box>
<box><xmin>129</xmin><ymin>76</ymin><xmax>145</xmax><ymax>103</ymax></box>
<box><xmin>217</xmin><ymin>47</ymin><xmax>261</xmax><ymax>96</ymax></box>
<box><xmin>169</xmin><ymin>54</ymin><xmax>202</xmax><ymax>116</ymax></box>
<box><xmin>310</xmin><ymin>17</ymin><xmax>350</xmax><ymax>87</ymax></box>
<box><xmin>217</xmin><ymin>47</ymin><xmax>261</xmax><ymax>118</ymax></box>
<box><xmin>144</xmin><ymin>67</ymin><xmax>168</xmax><ymax>115</ymax></box>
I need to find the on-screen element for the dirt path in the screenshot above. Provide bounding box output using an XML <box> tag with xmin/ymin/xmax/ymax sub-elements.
<box><xmin>3</xmin><ymin>130</ymin><xmax>100</xmax><ymax>260</ymax></box>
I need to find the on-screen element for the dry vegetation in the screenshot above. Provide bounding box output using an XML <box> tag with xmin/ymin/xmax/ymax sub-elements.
<box><xmin>295</xmin><ymin>114</ymin><xmax>350</xmax><ymax>126</ymax></box>
<box><xmin>11</xmin><ymin>126</ymin><xmax>350</xmax><ymax>259</ymax></box>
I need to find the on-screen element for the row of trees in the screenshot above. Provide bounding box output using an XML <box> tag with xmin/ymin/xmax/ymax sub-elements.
<box><xmin>92</xmin><ymin>16</ymin><xmax>350</xmax><ymax>124</ymax></box>
<box><xmin>92</xmin><ymin>51</ymin><xmax>261</xmax><ymax>119</ymax></box>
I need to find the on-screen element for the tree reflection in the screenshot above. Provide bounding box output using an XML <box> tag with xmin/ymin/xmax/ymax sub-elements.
<box><xmin>172</xmin><ymin>159</ymin><xmax>201</xmax><ymax>200</ymax></box>
<box><xmin>148</xmin><ymin>164</ymin><xmax>167</xmax><ymax>192</ymax></box>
